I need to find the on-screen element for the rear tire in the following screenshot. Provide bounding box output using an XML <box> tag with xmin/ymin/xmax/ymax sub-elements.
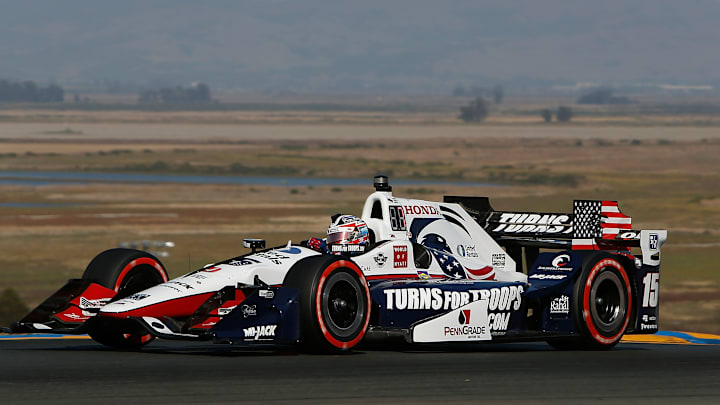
<box><xmin>283</xmin><ymin>256</ymin><xmax>371</xmax><ymax>353</ymax></box>
<box><xmin>84</xmin><ymin>248</ymin><xmax>168</xmax><ymax>349</ymax></box>
<box><xmin>548</xmin><ymin>253</ymin><xmax>632</xmax><ymax>350</ymax></box>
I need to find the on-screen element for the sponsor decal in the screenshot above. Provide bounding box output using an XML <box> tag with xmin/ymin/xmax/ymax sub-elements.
<box><xmin>78</xmin><ymin>297</ymin><xmax>111</xmax><ymax>310</ymax></box>
<box><xmin>383</xmin><ymin>285</ymin><xmax>523</xmax><ymax>313</ymax></box>
<box><xmin>217</xmin><ymin>306</ymin><xmax>237</xmax><ymax>316</ymax></box>
<box><xmin>331</xmin><ymin>244</ymin><xmax>365</xmax><ymax>254</ymax></box>
<box><xmin>127</xmin><ymin>293</ymin><xmax>150</xmax><ymax>301</ymax></box>
<box><xmin>456</xmin><ymin>245</ymin><xmax>479</xmax><ymax>258</ymax></box>
<box><xmin>640</xmin><ymin>323</ymin><xmax>658</xmax><ymax>331</ymax></box>
<box><xmin>203</xmin><ymin>266</ymin><xmax>222</xmax><ymax>273</ymax></box>
<box><xmin>160</xmin><ymin>284</ymin><xmax>183</xmax><ymax>292</ymax></box>
<box><xmin>400</xmin><ymin>204</ymin><xmax>440</xmax><ymax>216</ymax></box>
<box><xmin>528</xmin><ymin>274</ymin><xmax>567</xmax><ymax>280</ymax></box>
<box><xmin>445</xmin><ymin>309</ymin><xmax>488</xmax><ymax>336</ymax></box>
<box><xmin>167</xmin><ymin>281</ymin><xmax>194</xmax><ymax>290</ymax></box>
<box><xmin>228</xmin><ymin>258</ymin><xmax>261</xmax><ymax>266</ymax></box>
<box><xmin>492</xmin><ymin>213</ymin><xmax>573</xmax><ymax>234</ymax></box>
<box><xmin>240</xmin><ymin>304</ymin><xmax>256</xmax><ymax>318</ymax></box>
<box><xmin>618</xmin><ymin>231</ymin><xmax>640</xmax><ymax>239</ymax></box>
<box><xmin>62</xmin><ymin>312</ymin><xmax>89</xmax><ymax>320</ymax></box>
<box><xmin>537</xmin><ymin>253</ymin><xmax>574</xmax><ymax>272</ymax></box>
<box><xmin>550</xmin><ymin>295</ymin><xmax>570</xmax><ymax>314</ymax></box>
<box><xmin>394</xmin><ymin>245</ymin><xmax>408</xmax><ymax>268</ymax></box>
<box><xmin>373</xmin><ymin>253</ymin><xmax>388</xmax><ymax>267</ymax></box>
<box><xmin>491</xmin><ymin>253</ymin><xmax>506</xmax><ymax>268</ymax></box>
<box><xmin>641</xmin><ymin>314</ymin><xmax>658</xmax><ymax>330</ymax></box>
<box><xmin>458</xmin><ymin>309</ymin><xmax>471</xmax><ymax>324</ymax></box>
<box><xmin>649</xmin><ymin>233</ymin><xmax>659</xmax><ymax>250</ymax></box>
<box><xmin>417</xmin><ymin>270</ymin><xmax>430</xmax><ymax>279</ymax></box>
<box><xmin>255</xmin><ymin>251</ymin><xmax>290</xmax><ymax>265</ymax></box>
<box><xmin>258</xmin><ymin>290</ymin><xmax>275</xmax><ymax>299</ymax></box>
<box><xmin>243</xmin><ymin>324</ymin><xmax>277</xmax><ymax>341</ymax></box>
<box><xmin>551</xmin><ymin>254</ymin><xmax>571</xmax><ymax>268</ymax></box>
<box><xmin>413</xmin><ymin>299</ymin><xmax>491</xmax><ymax>342</ymax></box>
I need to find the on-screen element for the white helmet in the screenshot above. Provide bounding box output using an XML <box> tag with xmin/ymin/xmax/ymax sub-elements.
<box><xmin>326</xmin><ymin>214</ymin><xmax>369</xmax><ymax>255</ymax></box>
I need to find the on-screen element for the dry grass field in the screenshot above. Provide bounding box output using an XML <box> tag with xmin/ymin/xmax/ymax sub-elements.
<box><xmin>1</xmin><ymin>107</ymin><xmax>719</xmax><ymax>332</ymax></box>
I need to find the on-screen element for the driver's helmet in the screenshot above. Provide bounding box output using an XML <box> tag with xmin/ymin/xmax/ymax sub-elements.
<box><xmin>326</xmin><ymin>214</ymin><xmax>369</xmax><ymax>255</ymax></box>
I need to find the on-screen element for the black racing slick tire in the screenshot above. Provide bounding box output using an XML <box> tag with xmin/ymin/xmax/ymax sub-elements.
<box><xmin>283</xmin><ymin>256</ymin><xmax>371</xmax><ymax>353</ymax></box>
<box><xmin>83</xmin><ymin>248</ymin><xmax>169</xmax><ymax>349</ymax></box>
<box><xmin>549</xmin><ymin>253</ymin><xmax>633</xmax><ymax>350</ymax></box>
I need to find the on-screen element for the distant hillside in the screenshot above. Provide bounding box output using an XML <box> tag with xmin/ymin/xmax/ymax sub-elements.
<box><xmin>1</xmin><ymin>1</ymin><xmax>719</xmax><ymax>92</ymax></box>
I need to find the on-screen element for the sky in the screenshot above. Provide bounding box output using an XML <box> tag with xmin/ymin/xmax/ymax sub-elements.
<box><xmin>0</xmin><ymin>1</ymin><xmax>718</xmax><ymax>93</ymax></box>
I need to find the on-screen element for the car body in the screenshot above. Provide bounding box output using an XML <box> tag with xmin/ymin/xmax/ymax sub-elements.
<box><xmin>14</xmin><ymin>176</ymin><xmax>667</xmax><ymax>351</ymax></box>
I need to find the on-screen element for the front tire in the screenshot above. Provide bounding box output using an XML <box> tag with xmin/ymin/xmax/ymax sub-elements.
<box><xmin>84</xmin><ymin>248</ymin><xmax>168</xmax><ymax>349</ymax></box>
<box><xmin>283</xmin><ymin>256</ymin><xmax>371</xmax><ymax>353</ymax></box>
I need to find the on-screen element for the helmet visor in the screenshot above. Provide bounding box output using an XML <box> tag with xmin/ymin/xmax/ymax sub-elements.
<box><xmin>327</xmin><ymin>230</ymin><xmax>356</xmax><ymax>244</ymax></box>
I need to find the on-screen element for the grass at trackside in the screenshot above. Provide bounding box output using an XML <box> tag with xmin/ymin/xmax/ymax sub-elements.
<box><xmin>1</xmin><ymin>117</ymin><xmax>719</xmax><ymax>332</ymax></box>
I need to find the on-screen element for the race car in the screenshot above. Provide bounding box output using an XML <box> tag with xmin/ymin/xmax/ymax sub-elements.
<box><xmin>12</xmin><ymin>175</ymin><xmax>667</xmax><ymax>352</ymax></box>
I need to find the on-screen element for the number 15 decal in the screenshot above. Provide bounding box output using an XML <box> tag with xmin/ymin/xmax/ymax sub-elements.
<box><xmin>642</xmin><ymin>273</ymin><xmax>660</xmax><ymax>308</ymax></box>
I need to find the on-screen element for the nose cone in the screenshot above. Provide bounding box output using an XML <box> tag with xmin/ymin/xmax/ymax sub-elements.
<box><xmin>100</xmin><ymin>283</ymin><xmax>214</xmax><ymax>319</ymax></box>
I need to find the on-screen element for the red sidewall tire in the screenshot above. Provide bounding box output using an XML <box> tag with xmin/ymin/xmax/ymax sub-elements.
<box><xmin>284</xmin><ymin>256</ymin><xmax>371</xmax><ymax>352</ymax></box>
<box><xmin>573</xmin><ymin>254</ymin><xmax>632</xmax><ymax>349</ymax></box>
<box><xmin>314</xmin><ymin>260</ymin><xmax>371</xmax><ymax>350</ymax></box>
<box><xmin>83</xmin><ymin>249</ymin><xmax>169</xmax><ymax>349</ymax></box>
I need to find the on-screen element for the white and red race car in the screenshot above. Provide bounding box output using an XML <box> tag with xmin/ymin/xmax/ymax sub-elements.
<box><xmin>13</xmin><ymin>176</ymin><xmax>666</xmax><ymax>352</ymax></box>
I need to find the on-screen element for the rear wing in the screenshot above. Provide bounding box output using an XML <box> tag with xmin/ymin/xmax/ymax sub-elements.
<box><xmin>443</xmin><ymin>196</ymin><xmax>666</xmax><ymax>264</ymax></box>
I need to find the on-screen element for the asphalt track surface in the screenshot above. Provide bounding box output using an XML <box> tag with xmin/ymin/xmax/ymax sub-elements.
<box><xmin>2</xmin><ymin>337</ymin><xmax>720</xmax><ymax>404</ymax></box>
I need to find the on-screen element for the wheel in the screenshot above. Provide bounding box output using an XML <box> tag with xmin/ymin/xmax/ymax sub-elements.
<box><xmin>548</xmin><ymin>253</ymin><xmax>632</xmax><ymax>350</ymax></box>
<box><xmin>83</xmin><ymin>248</ymin><xmax>169</xmax><ymax>349</ymax></box>
<box><xmin>283</xmin><ymin>256</ymin><xmax>371</xmax><ymax>353</ymax></box>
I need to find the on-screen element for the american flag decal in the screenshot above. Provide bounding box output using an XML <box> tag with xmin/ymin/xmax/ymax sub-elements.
<box><xmin>572</xmin><ymin>200</ymin><xmax>602</xmax><ymax>238</ymax></box>
<box><xmin>600</xmin><ymin>201</ymin><xmax>632</xmax><ymax>239</ymax></box>
<box><xmin>572</xmin><ymin>200</ymin><xmax>632</xmax><ymax>249</ymax></box>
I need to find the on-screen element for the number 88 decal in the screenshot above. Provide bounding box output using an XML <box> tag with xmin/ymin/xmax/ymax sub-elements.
<box><xmin>641</xmin><ymin>273</ymin><xmax>660</xmax><ymax>308</ymax></box>
<box><xmin>389</xmin><ymin>206</ymin><xmax>407</xmax><ymax>231</ymax></box>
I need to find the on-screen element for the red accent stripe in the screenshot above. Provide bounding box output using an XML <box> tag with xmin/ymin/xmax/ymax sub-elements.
<box><xmin>100</xmin><ymin>292</ymin><xmax>215</xmax><ymax>319</ymax></box>
<box><xmin>190</xmin><ymin>316</ymin><xmax>221</xmax><ymax>330</ymax></box>
<box><xmin>465</xmin><ymin>266</ymin><xmax>495</xmax><ymax>280</ymax></box>
<box><xmin>601</xmin><ymin>201</ymin><xmax>618</xmax><ymax>207</ymax></box>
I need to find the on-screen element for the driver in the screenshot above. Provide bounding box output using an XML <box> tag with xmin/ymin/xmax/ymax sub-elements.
<box><xmin>307</xmin><ymin>214</ymin><xmax>369</xmax><ymax>255</ymax></box>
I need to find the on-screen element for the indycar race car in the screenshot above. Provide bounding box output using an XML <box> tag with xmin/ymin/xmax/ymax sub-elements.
<box><xmin>13</xmin><ymin>176</ymin><xmax>667</xmax><ymax>352</ymax></box>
